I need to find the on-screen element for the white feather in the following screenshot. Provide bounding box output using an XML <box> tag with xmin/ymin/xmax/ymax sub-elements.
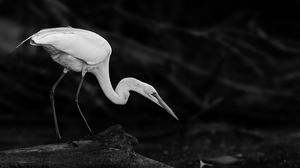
<box><xmin>31</xmin><ymin>27</ymin><xmax>111</xmax><ymax>65</ymax></box>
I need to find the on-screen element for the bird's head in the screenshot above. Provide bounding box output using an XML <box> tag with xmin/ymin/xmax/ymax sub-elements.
<box><xmin>140</xmin><ymin>83</ymin><xmax>178</xmax><ymax>120</ymax></box>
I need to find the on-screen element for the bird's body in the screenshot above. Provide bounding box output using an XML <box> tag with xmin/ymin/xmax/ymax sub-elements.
<box><xmin>19</xmin><ymin>27</ymin><xmax>178</xmax><ymax>140</ymax></box>
<box><xmin>31</xmin><ymin>28</ymin><xmax>111</xmax><ymax>70</ymax></box>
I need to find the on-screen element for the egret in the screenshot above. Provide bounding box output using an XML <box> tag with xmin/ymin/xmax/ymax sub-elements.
<box><xmin>17</xmin><ymin>27</ymin><xmax>178</xmax><ymax>140</ymax></box>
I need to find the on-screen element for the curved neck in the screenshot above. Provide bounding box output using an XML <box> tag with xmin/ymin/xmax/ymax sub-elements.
<box><xmin>90</xmin><ymin>58</ymin><xmax>145</xmax><ymax>105</ymax></box>
<box><xmin>91</xmin><ymin>58</ymin><xmax>125</xmax><ymax>104</ymax></box>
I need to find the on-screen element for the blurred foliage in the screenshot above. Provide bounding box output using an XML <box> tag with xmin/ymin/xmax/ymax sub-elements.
<box><xmin>0</xmin><ymin>0</ymin><xmax>300</xmax><ymax>131</ymax></box>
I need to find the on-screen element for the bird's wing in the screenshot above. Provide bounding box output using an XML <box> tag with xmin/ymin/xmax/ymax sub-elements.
<box><xmin>31</xmin><ymin>27</ymin><xmax>111</xmax><ymax>65</ymax></box>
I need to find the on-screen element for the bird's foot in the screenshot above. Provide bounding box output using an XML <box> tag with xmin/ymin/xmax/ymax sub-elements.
<box><xmin>86</xmin><ymin>133</ymin><xmax>96</xmax><ymax>139</ymax></box>
<box><xmin>78</xmin><ymin>132</ymin><xmax>97</xmax><ymax>141</ymax></box>
<box><xmin>87</xmin><ymin>131</ymin><xmax>96</xmax><ymax>137</ymax></box>
<box><xmin>59</xmin><ymin>138</ymin><xmax>79</xmax><ymax>147</ymax></box>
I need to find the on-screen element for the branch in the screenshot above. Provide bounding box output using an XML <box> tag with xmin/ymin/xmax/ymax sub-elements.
<box><xmin>256</xmin><ymin>27</ymin><xmax>300</xmax><ymax>54</ymax></box>
<box><xmin>0</xmin><ymin>125</ymin><xmax>173</xmax><ymax>168</ymax></box>
<box><xmin>108</xmin><ymin>34</ymin><xmax>291</xmax><ymax>97</ymax></box>
<box><xmin>215</xmin><ymin>36</ymin><xmax>265</xmax><ymax>77</ymax></box>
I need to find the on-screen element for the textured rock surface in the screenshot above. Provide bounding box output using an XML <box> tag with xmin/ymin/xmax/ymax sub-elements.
<box><xmin>0</xmin><ymin>125</ymin><xmax>173</xmax><ymax>168</ymax></box>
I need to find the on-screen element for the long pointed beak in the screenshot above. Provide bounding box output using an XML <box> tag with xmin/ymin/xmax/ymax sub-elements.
<box><xmin>152</xmin><ymin>93</ymin><xmax>178</xmax><ymax>120</ymax></box>
<box><xmin>16</xmin><ymin>34</ymin><xmax>34</xmax><ymax>48</ymax></box>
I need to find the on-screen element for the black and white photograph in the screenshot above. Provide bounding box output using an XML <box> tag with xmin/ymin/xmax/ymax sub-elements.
<box><xmin>0</xmin><ymin>0</ymin><xmax>300</xmax><ymax>167</ymax></box>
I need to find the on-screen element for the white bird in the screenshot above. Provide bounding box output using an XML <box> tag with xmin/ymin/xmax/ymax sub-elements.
<box><xmin>17</xmin><ymin>27</ymin><xmax>178</xmax><ymax>140</ymax></box>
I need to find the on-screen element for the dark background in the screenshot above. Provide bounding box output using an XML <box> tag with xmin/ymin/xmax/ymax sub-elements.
<box><xmin>1</xmin><ymin>0</ymin><xmax>300</xmax><ymax>167</ymax></box>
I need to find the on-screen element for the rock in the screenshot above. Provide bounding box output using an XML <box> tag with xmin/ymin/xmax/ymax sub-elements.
<box><xmin>0</xmin><ymin>125</ymin><xmax>173</xmax><ymax>168</ymax></box>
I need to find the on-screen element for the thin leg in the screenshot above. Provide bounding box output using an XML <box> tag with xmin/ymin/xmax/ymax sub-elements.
<box><xmin>75</xmin><ymin>76</ymin><xmax>94</xmax><ymax>135</ymax></box>
<box><xmin>50</xmin><ymin>69</ymin><xmax>68</xmax><ymax>140</ymax></box>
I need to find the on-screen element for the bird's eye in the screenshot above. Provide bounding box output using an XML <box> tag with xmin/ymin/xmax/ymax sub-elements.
<box><xmin>150</xmin><ymin>92</ymin><xmax>159</xmax><ymax>99</ymax></box>
<box><xmin>30</xmin><ymin>39</ymin><xmax>37</xmax><ymax>45</ymax></box>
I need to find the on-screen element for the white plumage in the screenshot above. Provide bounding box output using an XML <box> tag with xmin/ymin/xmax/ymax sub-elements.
<box><xmin>18</xmin><ymin>27</ymin><xmax>178</xmax><ymax>140</ymax></box>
